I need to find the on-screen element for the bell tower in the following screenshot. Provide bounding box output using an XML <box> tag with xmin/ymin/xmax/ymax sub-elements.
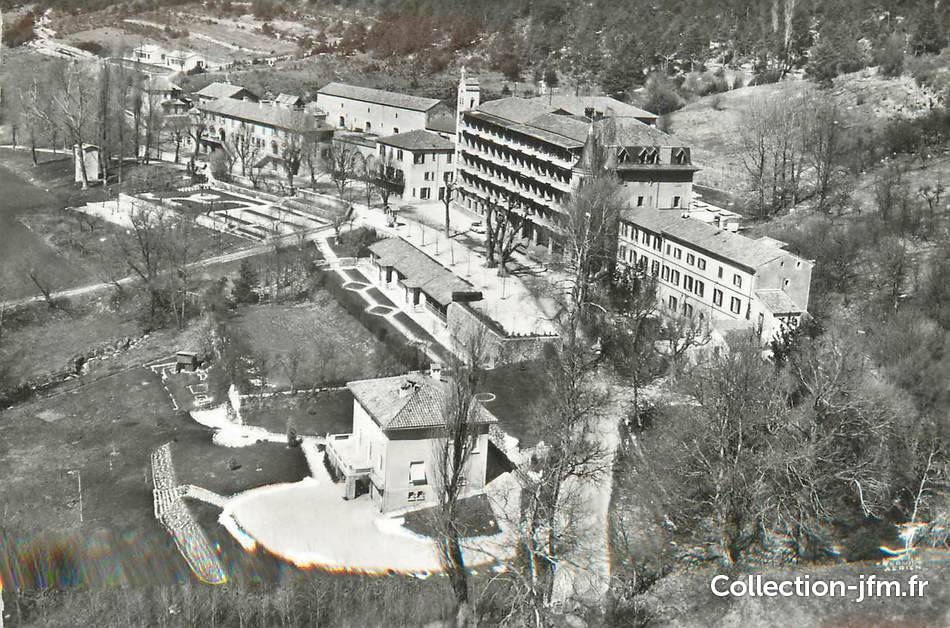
<box><xmin>456</xmin><ymin>67</ymin><xmax>480</xmax><ymax>132</ymax></box>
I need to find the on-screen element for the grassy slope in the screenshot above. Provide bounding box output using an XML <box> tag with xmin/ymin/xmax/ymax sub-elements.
<box><xmin>667</xmin><ymin>69</ymin><xmax>942</xmax><ymax>193</ymax></box>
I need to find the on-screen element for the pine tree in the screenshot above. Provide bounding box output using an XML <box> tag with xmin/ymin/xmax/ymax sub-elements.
<box><xmin>231</xmin><ymin>260</ymin><xmax>259</xmax><ymax>305</ymax></box>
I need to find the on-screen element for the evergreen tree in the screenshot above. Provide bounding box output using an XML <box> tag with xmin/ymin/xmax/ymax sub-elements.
<box><xmin>231</xmin><ymin>260</ymin><xmax>259</xmax><ymax>305</ymax></box>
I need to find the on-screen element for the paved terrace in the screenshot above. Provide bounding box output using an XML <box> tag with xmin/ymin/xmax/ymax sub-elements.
<box><xmin>350</xmin><ymin>200</ymin><xmax>561</xmax><ymax>337</ymax></box>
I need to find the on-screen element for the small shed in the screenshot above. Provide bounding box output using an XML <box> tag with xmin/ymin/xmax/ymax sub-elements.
<box><xmin>176</xmin><ymin>351</ymin><xmax>200</xmax><ymax>373</ymax></box>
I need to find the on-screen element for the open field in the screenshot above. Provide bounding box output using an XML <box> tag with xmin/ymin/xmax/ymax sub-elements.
<box><xmin>230</xmin><ymin>298</ymin><xmax>409</xmax><ymax>388</ymax></box>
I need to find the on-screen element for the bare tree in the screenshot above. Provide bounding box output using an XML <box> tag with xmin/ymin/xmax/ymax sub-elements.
<box><xmin>323</xmin><ymin>143</ymin><xmax>363</xmax><ymax>200</ymax></box>
<box><xmin>42</xmin><ymin>61</ymin><xmax>100</xmax><ymax>189</ymax></box>
<box><xmin>228</xmin><ymin>123</ymin><xmax>260</xmax><ymax>177</ymax></box>
<box><xmin>280</xmin><ymin>133</ymin><xmax>305</xmax><ymax>192</ymax></box>
<box><xmin>800</xmin><ymin>89</ymin><xmax>846</xmax><ymax>212</ymax></box>
<box><xmin>441</xmin><ymin>180</ymin><xmax>456</xmax><ymax>236</ymax></box>
<box><xmin>432</xmin><ymin>331</ymin><xmax>488</xmax><ymax>621</ymax></box>
<box><xmin>359</xmin><ymin>153</ymin><xmax>379</xmax><ymax>210</ymax></box>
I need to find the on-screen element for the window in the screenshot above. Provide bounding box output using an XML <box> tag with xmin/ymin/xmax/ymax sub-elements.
<box><xmin>661</xmin><ymin>265</ymin><xmax>670</xmax><ymax>281</ymax></box>
<box><xmin>409</xmin><ymin>462</ymin><xmax>427</xmax><ymax>486</ymax></box>
<box><xmin>420</xmin><ymin>187</ymin><xmax>431</xmax><ymax>200</ymax></box>
<box><xmin>414</xmin><ymin>153</ymin><xmax>425</xmax><ymax>165</ymax></box>
<box><xmin>673</xmin><ymin>248</ymin><xmax>682</xmax><ymax>260</ymax></box>
<box><xmin>397</xmin><ymin>149</ymin><xmax>404</xmax><ymax>160</ymax></box>
<box><xmin>673</xmin><ymin>195</ymin><xmax>681</xmax><ymax>208</ymax></box>
<box><xmin>651</xmin><ymin>260</ymin><xmax>660</xmax><ymax>276</ymax></box>
<box><xmin>669</xmin><ymin>295</ymin><xmax>678</xmax><ymax>310</ymax></box>
<box><xmin>718</xmin><ymin>266</ymin><xmax>724</xmax><ymax>279</ymax></box>
<box><xmin>378</xmin><ymin>145</ymin><xmax>385</xmax><ymax>157</ymax></box>
<box><xmin>713</xmin><ymin>288</ymin><xmax>723</xmax><ymax>307</ymax></box>
<box><xmin>444</xmin><ymin>172</ymin><xmax>453</xmax><ymax>182</ymax></box>
<box><xmin>407</xmin><ymin>491</ymin><xmax>426</xmax><ymax>502</ymax></box>
<box><xmin>783</xmin><ymin>279</ymin><xmax>790</xmax><ymax>287</ymax></box>
<box><xmin>686</xmin><ymin>253</ymin><xmax>695</xmax><ymax>265</ymax></box>
<box><xmin>697</xmin><ymin>258</ymin><xmax>706</xmax><ymax>271</ymax></box>
<box><xmin>393</xmin><ymin>127</ymin><xmax>399</xmax><ymax>134</ymax></box>
<box><xmin>339</xmin><ymin>115</ymin><xmax>345</xmax><ymax>127</ymax></box>
<box><xmin>653</xmin><ymin>235</ymin><xmax>661</xmax><ymax>251</ymax></box>
<box><xmin>447</xmin><ymin>153</ymin><xmax>453</xmax><ymax>164</ymax></box>
<box><xmin>733</xmin><ymin>274</ymin><xmax>742</xmax><ymax>289</ymax></box>
<box><xmin>671</xmin><ymin>270</ymin><xmax>680</xmax><ymax>286</ymax></box>
<box><xmin>636</xmin><ymin>196</ymin><xmax>644</xmax><ymax>207</ymax></box>
<box><xmin>665</xmin><ymin>245</ymin><xmax>671</xmax><ymax>255</ymax></box>
<box><xmin>683</xmin><ymin>302</ymin><xmax>693</xmax><ymax>317</ymax></box>
<box><xmin>684</xmin><ymin>275</ymin><xmax>693</xmax><ymax>292</ymax></box>
<box><xmin>424</xmin><ymin>171</ymin><xmax>433</xmax><ymax>181</ymax></box>
<box><xmin>730</xmin><ymin>296</ymin><xmax>741</xmax><ymax>314</ymax></box>
<box><xmin>694</xmin><ymin>280</ymin><xmax>705</xmax><ymax>298</ymax></box>
<box><xmin>365</xmin><ymin>121</ymin><xmax>372</xmax><ymax>132</ymax></box>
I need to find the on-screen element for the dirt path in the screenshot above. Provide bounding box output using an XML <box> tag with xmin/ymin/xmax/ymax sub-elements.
<box><xmin>0</xmin><ymin>226</ymin><xmax>333</xmax><ymax>310</ymax></box>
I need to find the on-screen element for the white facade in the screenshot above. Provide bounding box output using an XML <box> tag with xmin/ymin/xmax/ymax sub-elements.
<box><xmin>617</xmin><ymin>210</ymin><xmax>813</xmax><ymax>340</ymax></box>
<box><xmin>377</xmin><ymin>142</ymin><xmax>455</xmax><ymax>202</ymax></box>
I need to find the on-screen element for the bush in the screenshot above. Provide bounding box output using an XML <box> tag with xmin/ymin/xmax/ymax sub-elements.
<box><xmin>875</xmin><ymin>33</ymin><xmax>906</xmax><ymax>78</ymax></box>
<box><xmin>643</xmin><ymin>73</ymin><xmax>683</xmax><ymax>115</ymax></box>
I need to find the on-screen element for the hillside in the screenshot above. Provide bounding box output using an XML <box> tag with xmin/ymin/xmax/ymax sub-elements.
<box><xmin>666</xmin><ymin>69</ymin><xmax>942</xmax><ymax>193</ymax></box>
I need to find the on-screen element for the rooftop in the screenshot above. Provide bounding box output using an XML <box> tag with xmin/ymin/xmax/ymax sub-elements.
<box><xmin>377</xmin><ymin>129</ymin><xmax>454</xmax><ymax>152</ymax></box>
<box><xmin>620</xmin><ymin>208</ymin><xmax>793</xmax><ymax>271</ymax></box>
<box><xmin>275</xmin><ymin>93</ymin><xmax>305</xmax><ymax>105</ymax></box>
<box><xmin>348</xmin><ymin>373</ymin><xmax>498</xmax><ymax>431</ymax></box>
<box><xmin>528</xmin><ymin>95</ymin><xmax>657</xmax><ymax>122</ymax></box>
<box><xmin>426</xmin><ymin>116</ymin><xmax>457</xmax><ymax>135</ymax></box>
<box><xmin>755</xmin><ymin>289</ymin><xmax>804</xmax><ymax>315</ymax></box>
<box><xmin>144</xmin><ymin>75</ymin><xmax>181</xmax><ymax>93</ymax></box>
<box><xmin>199</xmin><ymin>99</ymin><xmax>329</xmax><ymax>134</ymax></box>
<box><xmin>318</xmin><ymin>82</ymin><xmax>443</xmax><ymax>112</ymax></box>
<box><xmin>195</xmin><ymin>82</ymin><xmax>257</xmax><ymax>101</ymax></box>
<box><xmin>470</xmin><ymin>97</ymin><xmax>679</xmax><ymax>150</ymax></box>
<box><xmin>367</xmin><ymin>237</ymin><xmax>479</xmax><ymax>306</ymax></box>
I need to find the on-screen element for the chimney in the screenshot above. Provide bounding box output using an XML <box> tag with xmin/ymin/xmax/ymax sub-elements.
<box><xmin>398</xmin><ymin>378</ymin><xmax>415</xmax><ymax>398</ymax></box>
<box><xmin>429</xmin><ymin>362</ymin><xmax>443</xmax><ymax>380</ymax></box>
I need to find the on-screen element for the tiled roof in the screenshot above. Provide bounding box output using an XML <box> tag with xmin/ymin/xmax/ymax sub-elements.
<box><xmin>620</xmin><ymin>208</ymin><xmax>788</xmax><ymax>271</ymax></box>
<box><xmin>348</xmin><ymin>373</ymin><xmax>498</xmax><ymax>431</ymax></box>
<box><xmin>195</xmin><ymin>82</ymin><xmax>255</xmax><ymax>101</ymax></box>
<box><xmin>471</xmin><ymin>97</ymin><xmax>678</xmax><ymax>149</ymax></box>
<box><xmin>377</xmin><ymin>129</ymin><xmax>454</xmax><ymax>152</ymax></box>
<box><xmin>368</xmin><ymin>237</ymin><xmax>478</xmax><ymax>306</ymax></box>
<box><xmin>318</xmin><ymin>82</ymin><xmax>442</xmax><ymax>112</ymax></box>
<box><xmin>199</xmin><ymin>99</ymin><xmax>329</xmax><ymax>134</ymax></box>
<box><xmin>426</xmin><ymin>116</ymin><xmax>457</xmax><ymax>135</ymax></box>
<box><xmin>755</xmin><ymin>289</ymin><xmax>803</xmax><ymax>314</ymax></box>
<box><xmin>528</xmin><ymin>95</ymin><xmax>657</xmax><ymax>121</ymax></box>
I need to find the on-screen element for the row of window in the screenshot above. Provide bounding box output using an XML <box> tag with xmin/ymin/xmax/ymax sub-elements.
<box><xmin>378</xmin><ymin>145</ymin><xmax>454</xmax><ymax>166</ymax></box>
<box><xmin>460</xmin><ymin>132</ymin><xmax>572</xmax><ymax>185</ymax></box>
<box><xmin>620</xmin><ymin>247</ymin><xmax>747</xmax><ymax>318</ymax></box>
<box><xmin>621</xmin><ymin>222</ymin><xmax>748</xmax><ymax>289</ymax></box>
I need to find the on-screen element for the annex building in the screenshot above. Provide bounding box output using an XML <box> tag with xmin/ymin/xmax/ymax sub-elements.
<box><xmin>616</xmin><ymin>208</ymin><xmax>813</xmax><ymax>338</ymax></box>
<box><xmin>316</xmin><ymin>82</ymin><xmax>455</xmax><ymax>138</ymax></box>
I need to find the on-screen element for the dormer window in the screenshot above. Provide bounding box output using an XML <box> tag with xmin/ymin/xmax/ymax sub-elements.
<box><xmin>637</xmin><ymin>147</ymin><xmax>659</xmax><ymax>164</ymax></box>
<box><xmin>671</xmin><ymin>148</ymin><xmax>690</xmax><ymax>165</ymax></box>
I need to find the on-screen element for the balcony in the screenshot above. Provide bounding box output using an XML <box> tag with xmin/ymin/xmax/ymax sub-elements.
<box><xmin>325</xmin><ymin>434</ymin><xmax>372</xmax><ymax>479</ymax></box>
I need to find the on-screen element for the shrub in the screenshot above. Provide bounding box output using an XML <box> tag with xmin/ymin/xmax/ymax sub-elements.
<box><xmin>643</xmin><ymin>73</ymin><xmax>683</xmax><ymax>115</ymax></box>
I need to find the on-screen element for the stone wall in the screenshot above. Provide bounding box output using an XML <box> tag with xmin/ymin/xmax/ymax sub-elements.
<box><xmin>446</xmin><ymin>302</ymin><xmax>558</xmax><ymax>366</ymax></box>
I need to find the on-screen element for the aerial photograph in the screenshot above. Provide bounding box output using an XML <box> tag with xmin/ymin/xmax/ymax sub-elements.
<box><xmin>0</xmin><ymin>0</ymin><xmax>947</xmax><ymax>626</ymax></box>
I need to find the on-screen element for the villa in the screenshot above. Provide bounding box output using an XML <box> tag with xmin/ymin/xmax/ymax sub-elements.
<box><xmin>326</xmin><ymin>368</ymin><xmax>498</xmax><ymax>513</ymax></box>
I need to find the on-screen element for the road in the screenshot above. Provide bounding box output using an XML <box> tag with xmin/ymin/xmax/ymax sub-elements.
<box><xmin>0</xmin><ymin>226</ymin><xmax>333</xmax><ymax>311</ymax></box>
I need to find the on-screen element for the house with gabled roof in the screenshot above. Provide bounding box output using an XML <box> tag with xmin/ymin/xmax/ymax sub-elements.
<box><xmin>326</xmin><ymin>368</ymin><xmax>497</xmax><ymax>513</ymax></box>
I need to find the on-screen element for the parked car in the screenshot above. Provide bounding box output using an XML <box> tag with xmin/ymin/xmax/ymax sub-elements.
<box><xmin>470</xmin><ymin>221</ymin><xmax>485</xmax><ymax>234</ymax></box>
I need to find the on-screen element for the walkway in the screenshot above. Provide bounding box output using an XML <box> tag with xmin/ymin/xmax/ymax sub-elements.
<box><xmin>150</xmin><ymin>443</ymin><xmax>227</xmax><ymax>585</ymax></box>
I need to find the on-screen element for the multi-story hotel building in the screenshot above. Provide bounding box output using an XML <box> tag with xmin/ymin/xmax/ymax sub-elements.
<box><xmin>616</xmin><ymin>208</ymin><xmax>813</xmax><ymax>338</ymax></box>
<box><xmin>454</xmin><ymin>75</ymin><xmax>697</xmax><ymax>253</ymax></box>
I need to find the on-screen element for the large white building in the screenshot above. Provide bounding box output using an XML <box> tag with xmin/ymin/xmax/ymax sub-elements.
<box><xmin>616</xmin><ymin>208</ymin><xmax>813</xmax><ymax>338</ymax></box>
<box><xmin>316</xmin><ymin>82</ymin><xmax>455</xmax><ymax>137</ymax></box>
<box><xmin>454</xmin><ymin>75</ymin><xmax>697</xmax><ymax>254</ymax></box>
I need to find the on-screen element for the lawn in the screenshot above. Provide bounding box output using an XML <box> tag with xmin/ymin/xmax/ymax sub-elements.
<box><xmin>172</xmin><ymin>438</ymin><xmax>310</xmax><ymax>497</ymax></box>
<box><xmin>240</xmin><ymin>389</ymin><xmax>355</xmax><ymax>436</ymax></box>
<box><xmin>478</xmin><ymin>360</ymin><xmax>553</xmax><ymax>449</ymax></box>
<box><xmin>231</xmin><ymin>297</ymin><xmax>409</xmax><ymax>388</ymax></box>
<box><xmin>402</xmin><ymin>494</ymin><xmax>501</xmax><ymax>539</ymax></box>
